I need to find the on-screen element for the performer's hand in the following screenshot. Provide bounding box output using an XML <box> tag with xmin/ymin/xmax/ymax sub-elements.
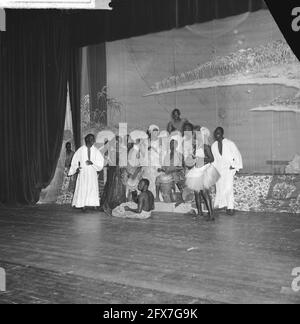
<box><xmin>86</xmin><ymin>160</ymin><xmax>93</xmax><ymax>166</ymax></box>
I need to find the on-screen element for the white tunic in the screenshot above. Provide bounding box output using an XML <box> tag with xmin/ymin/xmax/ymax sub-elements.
<box><xmin>69</xmin><ymin>145</ymin><xmax>104</xmax><ymax>208</ymax></box>
<box><xmin>143</xmin><ymin>141</ymin><xmax>161</xmax><ymax>196</ymax></box>
<box><xmin>212</xmin><ymin>139</ymin><xmax>243</xmax><ymax>210</ymax></box>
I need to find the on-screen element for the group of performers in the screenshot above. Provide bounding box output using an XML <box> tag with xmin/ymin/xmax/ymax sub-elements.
<box><xmin>67</xmin><ymin>109</ymin><xmax>243</xmax><ymax>222</ymax></box>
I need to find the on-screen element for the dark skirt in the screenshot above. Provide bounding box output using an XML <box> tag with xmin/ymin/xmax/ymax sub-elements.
<box><xmin>101</xmin><ymin>166</ymin><xmax>127</xmax><ymax>210</ymax></box>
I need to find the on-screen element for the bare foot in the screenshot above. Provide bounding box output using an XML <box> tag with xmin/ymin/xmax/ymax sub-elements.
<box><xmin>204</xmin><ymin>215</ymin><xmax>215</xmax><ymax>222</ymax></box>
<box><xmin>226</xmin><ymin>209</ymin><xmax>235</xmax><ymax>216</ymax></box>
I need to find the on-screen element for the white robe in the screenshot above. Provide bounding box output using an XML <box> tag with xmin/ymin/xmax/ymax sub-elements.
<box><xmin>143</xmin><ymin>141</ymin><xmax>161</xmax><ymax>197</ymax></box>
<box><xmin>68</xmin><ymin>146</ymin><xmax>104</xmax><ymax>208</ymax></box>
<box><xmin>212</xmin><ymin>139</ymin><xmax>243</xmax><ymax>210</ymax></box>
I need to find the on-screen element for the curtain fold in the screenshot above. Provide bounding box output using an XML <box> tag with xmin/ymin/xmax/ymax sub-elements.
<box><xmin>70</xmin><ymin>0</ymin><xmax>266</xmax><ymax>47</ymax></box>
<box><xmin>69</xmin><ymin>47</ymin><xmax>82</xmax><ymax>150</ymax></box>
<box><xmin>87</xmin><ymin>44</ymin><xmax>107</xmax><ymax>127</ymax></box>
<box><xmin>0</xmin><ymin>11</ymin><xmax>71</xmax><ymax>204</ymax></box>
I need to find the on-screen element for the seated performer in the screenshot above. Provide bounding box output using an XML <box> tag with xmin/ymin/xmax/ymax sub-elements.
<box><xmin>112</xmin><ymin>179</ymin><xmax>155</xmax><ymax>219</ymax></box>
<box><xmin>186</xmin><ymin>127</ymin><xmax>220</xmax><ymax>221</ymax></box>
<box><xmin>126</xmin><ymin>138</ymin><xmax>144</xmax><ymax>201</ymax></box>
<box><xmin>155</xmin><ymin>173</ymin><xmax>175</xmax><ymax>203</ymax></box>
<box><xmin>156</xmin><ymin>139</ymin><xmax>185</xmax><ymax>203</ymax></box>
<box><xmin>69</xmin><ymin>134</ymin><xmax>104</xmax><ymax>211</ymax></box>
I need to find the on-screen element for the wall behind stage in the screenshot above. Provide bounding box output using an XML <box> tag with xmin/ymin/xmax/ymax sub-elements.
<box><xmin>104</xmin><ymin>10</ymin><xmax>300</xmax><ymax>174</ymax></box>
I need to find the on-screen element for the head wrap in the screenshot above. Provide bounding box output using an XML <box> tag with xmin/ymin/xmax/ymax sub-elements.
<box><xmin>148</xmin><ymin>125</ymin><xmax>160</xmax><ymax>134</ymax></box>
<box><xmin>130</xmin><ymin>130</ymin><xmax>149</xmax><ymax>142</ymax></box>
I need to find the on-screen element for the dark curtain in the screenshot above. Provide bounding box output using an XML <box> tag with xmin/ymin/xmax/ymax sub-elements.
<box><xmin>70</xmin><ymin>0</ymin><xmax>267</xmax><ymax>47</ymax></box>
<box><xmin>0</xmin><ymin>11</ymin><xmax>71</xmax><ymax>204</ymax></box>
<box><xmin>0</xmin><ymin>1</ymin><xmax>267</xmax><ymax>205</ymax></box>
<box><xmin>69</xmin><ymin>48</ymin><xmax>82</xmax><ymax>150</ymax></box>
<box><xmin>87</xmin><ymin>44</ymin><xmax>107</xmax><ymax>126</ymax></box>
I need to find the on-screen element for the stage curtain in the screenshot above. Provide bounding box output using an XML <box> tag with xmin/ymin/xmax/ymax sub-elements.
<box><xmin>0</xmin><ymin>11</ymin><xmax>71</xmax><ymax>204</ymax></box>
<box><xmin>69</xmin><ymin>47</ymin><xmax>82</xmax><ymax>150</ymax></box>
<box><xmin>70</xmin><ymin>0</ymin><xmax>266</xmax><ymax>47</ymax></box>
<box><xmin>87</xmin><ymin>44</ymin><xmax>107</xmax><ymax>126</ymax></box>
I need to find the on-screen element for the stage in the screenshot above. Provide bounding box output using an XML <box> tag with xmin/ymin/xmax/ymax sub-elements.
<box><xmin>0</xmin><ymin>206</ymin><xmax>299</xmax><ymax>304</ymax></box>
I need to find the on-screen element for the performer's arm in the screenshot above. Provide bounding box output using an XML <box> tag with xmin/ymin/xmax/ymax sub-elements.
<box><xmin>204</xmin><ymin>145</ymin><xmax>214</xmax><ymax>164</ymax></box>
<box><xmin>125</xmin><ymin>195</ymin><xmax>144</xmax><ymax>214</ymax></box>
<box><xmin>230</xmin><ymin>142</ymin><xmax>243</xmax><ymax>171</ymax></box>
<box><xmin>68</xmin><ymin>150</ymin><xmax>80</xmax><ymax>176</ymax></box>
<box><xmin>132</xmin><ymin>167</ymin><xmax>142</xmax><ymax>179</ymax></box>
<box><xmin>167</xmin><ymin>122</ymin><xmax>173</xmax><ymax>134</ymax></box>
<box><xmin>91</xmin><ymin>151</ymin><xmax>105</xmax><ymax>172</ymax></box>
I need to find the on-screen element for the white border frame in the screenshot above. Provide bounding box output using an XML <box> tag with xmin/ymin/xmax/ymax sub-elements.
<box><xmin>0</xmin><ymin>0</ymin><xmax>111</xmax><ymax>9</ymax></box>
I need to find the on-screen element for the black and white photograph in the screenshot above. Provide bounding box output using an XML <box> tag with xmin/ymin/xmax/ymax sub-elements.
<box><xmin>0</xmin><ymin>0</ymin><xmax>300</xmax><ymax>306</ymax></box>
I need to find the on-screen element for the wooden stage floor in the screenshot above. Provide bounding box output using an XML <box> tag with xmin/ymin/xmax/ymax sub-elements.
<box><xmin>0</xmin><ymin>205</ymin><xmax>299</xmax><ymax>304</ymax></box>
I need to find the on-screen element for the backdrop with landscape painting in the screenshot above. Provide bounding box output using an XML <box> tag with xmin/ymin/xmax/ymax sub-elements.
<box><xmin>81</xmin><ymin>9</ymin><xmax>300</xmax><ymax>175</ymax></box>
<box><xmin>40</xmin><ymin>8</ymin><xmax>300</xmax><ymax>213</ymax></box>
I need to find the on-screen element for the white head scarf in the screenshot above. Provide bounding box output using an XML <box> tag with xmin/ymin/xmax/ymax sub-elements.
<box><xmin>130</xmin><ymin>130</ymin><xmax>149</xmax><ymax>142</ymax></box>
<box><xmin>148</xmin><ymin>124</ymin><xmax>160</xmax><ymax>134</ymax></box>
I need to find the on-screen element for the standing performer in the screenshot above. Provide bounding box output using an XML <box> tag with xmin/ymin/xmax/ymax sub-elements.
<box><xmin>212</xmin><ymin>127</ymin><xmax>243</xmax><ymax>216</ymax></box>
<box><xmin>65</xmin><ymin>142</ymin><xmax>75</xmax><ymax>170</ymax></box>
<box><xmin>69</xmin><ymin>134</ymin><xmax>104</xmax><ymax>211</ymax></box>
<box><xmin>65</xmin><ymin>142</ymin><xmax>76</xmax><ymax>193</ymax></box>
<box><xmin>185</xmin><ymin>127</ymin><xmax>220</xmax><ymax>221</ymax></box>
<box><xmin>100</xmin><ymin>136</ymin><xmax>127</xmax><ymax>215</ymax></box>
<box><xmin>143</xmin><ymin>125</ymin><xmax>161</xmax><ymax>197</ymax></box>
<box><xmin>167</xmin><ymin>109</ymin><xmax>188</xmax><ymax>134</ymax></box>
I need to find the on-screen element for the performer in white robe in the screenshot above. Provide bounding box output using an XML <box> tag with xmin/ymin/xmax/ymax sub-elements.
<box><xmin>69</xmin><ymin>134</ymin><xmax>104</xmax><ymax>209</ymax></box>
<box><xmin>143</xmin><ymin>125</ymin><xmax>162</xmax><ymax>197</ymax></box>
<box><xmin>211</xmin><ymin>127</ymin><xmax>243</xmax><ymax>215</ymax></box>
